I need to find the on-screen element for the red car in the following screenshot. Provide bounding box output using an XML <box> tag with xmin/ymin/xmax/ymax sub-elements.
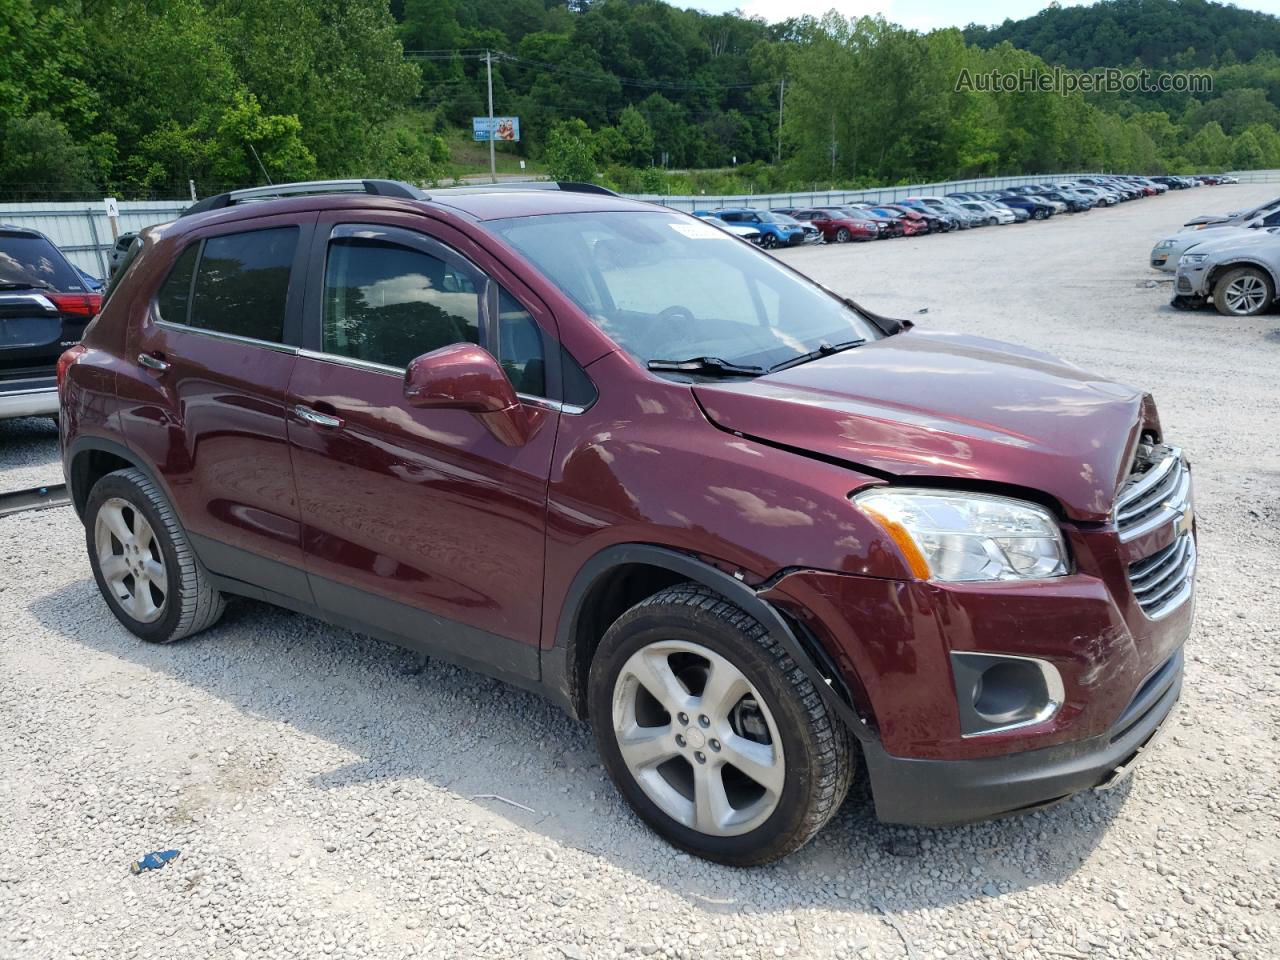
<box><xmin>775</xmin><ymin>207</ymin><xmax>879</xmax><ymax>242</ymax></box>
<box><xmin>880</xmin><ymin>203</ymin><xmax>948</xmax><ymax>233</ymax></box>
<box><xmin>860</xmin><ymin>205</ymin><xmax>930</xmax><ymax>236</ymax></box>
<box><xmin>60</xmin><ymin>179</ymin><xmax>1192</xmax><ymax>865</ymax></box>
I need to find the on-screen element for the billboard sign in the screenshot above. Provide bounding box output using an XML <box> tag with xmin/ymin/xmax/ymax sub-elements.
<box><xmin>473</xmin><ymin>117</ymin><xmax>520</xmax><ymax>142</ymax></box>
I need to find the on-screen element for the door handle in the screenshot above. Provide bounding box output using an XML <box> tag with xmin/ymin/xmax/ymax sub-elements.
<box><xmin>293</xmin><ymin>404</ymin><xmax>343</xmax><ymax>429</ymax></box>
<box><xmin>138</xmin><ymin>352</ymin><xmax>169</xmax><ymax>373</ymax></box>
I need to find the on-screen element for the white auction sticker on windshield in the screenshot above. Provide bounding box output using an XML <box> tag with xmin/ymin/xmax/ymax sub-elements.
<box><xmin>669</xmin><ymin>222</ymin><xmax>731</xmax><ymax>239</ymax></box>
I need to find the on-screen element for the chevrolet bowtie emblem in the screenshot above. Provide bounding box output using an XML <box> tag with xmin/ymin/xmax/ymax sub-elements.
<box><xmin>1165</xmin><ymin>503</ymin><xmax>1193</xmax><ymax>537</ymax></box>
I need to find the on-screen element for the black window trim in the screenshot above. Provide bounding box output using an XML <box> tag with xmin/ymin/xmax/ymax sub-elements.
<box><xmin>150</xmin><ymin>218</ymin><xmax>311</xmax><ymax>351</ymax></box>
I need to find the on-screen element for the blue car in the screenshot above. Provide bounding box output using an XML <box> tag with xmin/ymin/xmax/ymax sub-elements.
<box><xmin>696</xmin><ymin>208</ymin><xmax>807</xmax><ymax>249</ymax></box>
<box><xmin>998</xmin><ymin>195</ymin><xmax>1055</xmax><ymax>221</ymax></box>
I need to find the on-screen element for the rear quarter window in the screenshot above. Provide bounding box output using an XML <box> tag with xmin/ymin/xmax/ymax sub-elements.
<box><xmin>187</xmin><ymin>227</ymin><xmax>297</xmax><ymax>343</ymax></box>
<box><xmin>0</xmin><ymin>230</ymin><xmax>83</xmax><ymax>291</ymax></box>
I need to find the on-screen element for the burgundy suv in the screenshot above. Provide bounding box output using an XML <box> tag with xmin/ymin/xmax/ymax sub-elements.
<box><xmin>60</xmin><ymin>179</ymin><xmax>1193</xmax><ymax>865</ymax></box>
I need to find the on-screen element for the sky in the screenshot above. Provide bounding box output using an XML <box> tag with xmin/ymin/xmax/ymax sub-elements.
<box><xmin>690</xmin><ymin>0</ymin><xmax>1280</xmax><ymax>32</ymax></box>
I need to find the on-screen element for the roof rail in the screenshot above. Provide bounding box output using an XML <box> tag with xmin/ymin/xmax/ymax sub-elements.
<box><xmin>181</xmin><ymin>179</ymin><xmax>427</xmax><ymax>217</ymax></box>
<box><xmin>425</xmin><ymin>180</ymin><xmax>620</xmax><ymax>197</ymax></box>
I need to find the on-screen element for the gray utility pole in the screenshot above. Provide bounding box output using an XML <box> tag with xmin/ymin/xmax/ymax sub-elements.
<box><xmin>486</xmin><ymin>50</ymin><xmax>496</xmax><ymax>184</ymax></box>
<box><xmin>777</xmin><ymin>78</ymin><xmax>785</xmax><ymax>164</ymax></box>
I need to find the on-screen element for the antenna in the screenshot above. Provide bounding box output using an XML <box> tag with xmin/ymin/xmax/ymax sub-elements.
<box><xmin>247</xmin><ymin>143</ymin><xmax>273</xmax><ymax>185</ymax></box>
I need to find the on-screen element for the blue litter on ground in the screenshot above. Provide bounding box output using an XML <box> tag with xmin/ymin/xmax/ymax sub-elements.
<box><xmin>130</xmin><ymin>849</ymin><xmax>180</xmax><ymax>874</ymax></box>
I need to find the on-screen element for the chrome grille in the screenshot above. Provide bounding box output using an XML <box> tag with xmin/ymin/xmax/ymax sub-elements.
<box><xmin>1127</xmin><ymin>533</ymin><xmax>1196</xmax><ymax>619</ymax></box>
<box><xmin>1113</xmin><ymin>446</ymin><xmax>1190</xmax><ymax>542</ymax></box>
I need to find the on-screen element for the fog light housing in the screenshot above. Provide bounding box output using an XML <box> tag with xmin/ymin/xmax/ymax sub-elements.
<box><xmin>951</xmin><ymin>652</ymin><xmax>1063</xmax><ymax>737</ymax></box>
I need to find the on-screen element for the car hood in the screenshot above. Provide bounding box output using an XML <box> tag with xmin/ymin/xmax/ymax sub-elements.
<box><xmin>1181</xmin><ymin>229</ymin><xmax>1280</xmax><ymax>258</ymax></box>
<box><xmin>1161</xmin><ymin>225</ymin><xmax>1251</xmax><ymax>252</ymax></box>
<box><xmin>693</xmin><ymin>330</ymin><xmax>1145</xmax><ymax>522</ymax></box>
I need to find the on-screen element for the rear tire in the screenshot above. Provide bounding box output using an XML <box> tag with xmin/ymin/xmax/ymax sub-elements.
<box><xmin>588</xmin><ymin>583</ymin><xmax>853</xmax><ymax>866</ymax></box>
<box><xmin>1212</xmin><ymin>267</ymin><xmax>1273</xmax><ymax>317</ymax></box>
<box><xmin>85</xmin><ymin>468</ymin><xmax>225</xmax><ymax>643</ymax></box>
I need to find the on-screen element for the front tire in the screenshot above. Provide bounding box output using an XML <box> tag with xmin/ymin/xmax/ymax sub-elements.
<box><xmin>588</xmin><ymin>584</ymin><xmax>853</xmax><ymax>866</ymax></box>
<box><xmin>1213</xmin><ymin>267</ymin><xmax>1273</xmax><ymax>317</ymax></box>
<box><xmin>85</xmin><ymin>468</ymin><xmax>225</xmax><ymax>643</ymax></box>
<box><xmin>834</xmin><ymin>228</ymin><xmax>851</xmax><ymax>243</ymax></box>
<box><xmin>759</xmin><ymin>233</ymin><xmax>778</xmax><ymax>250</ymax></box>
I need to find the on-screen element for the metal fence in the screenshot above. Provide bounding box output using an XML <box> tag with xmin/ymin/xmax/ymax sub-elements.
<box><xmin>3</xmin><ymin>169</ymin><xmax>1269</xmax><ymax>275</ymax></box>
<box><xmin>0</xmin><ymin>200</ymin><xmax>187</xmax><ymax>276</ymax></box>
<box><xmin>1224</xmin><ymin>169</ymin><xmax>1280</xmax><ymax>183</ymax></box>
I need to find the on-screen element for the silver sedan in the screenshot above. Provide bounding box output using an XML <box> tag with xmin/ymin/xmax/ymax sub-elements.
<box><xmin>1151</xmin><ymin>200</ymin><xmax>1280</xmax><ymax>271</ymax></box>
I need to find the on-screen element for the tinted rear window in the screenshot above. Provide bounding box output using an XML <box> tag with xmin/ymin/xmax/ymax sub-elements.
<box><xmin>0</xmin><ymin>231</ymin><xmax>83</xmax><ymax>291</ymax></box>
<box><xmin>189</xmin><ymin>227</ymin><xmax>297</xmax><ymax>342</ymax></box>
<box><xmin>155</xmin><ymin>244</ymin><xmax>199</xmax><ymax>324</ymax></box>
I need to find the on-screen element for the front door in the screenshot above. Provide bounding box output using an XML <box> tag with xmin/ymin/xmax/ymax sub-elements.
<box><xmin>286</xmin><ymin>216</ymin><xmax>560</xmax><ymax>680</ymax></box>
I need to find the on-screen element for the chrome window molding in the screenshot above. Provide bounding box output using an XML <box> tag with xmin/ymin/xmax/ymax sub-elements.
<box><xmin>296</xmin><ymin>348</ymin><xmax>402</xmax><ymax>377</ymax></box>
<box><xmin>154</xmin><ymin>318</ymin><xmax>297</xmax><ymax>355</ymax></box>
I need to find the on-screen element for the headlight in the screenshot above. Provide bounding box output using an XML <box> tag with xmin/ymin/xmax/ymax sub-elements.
<box><xmin>1180</xmin><ymin>253</ymin><xmax>1207</xmax><ymax>265</ymax></box>
<box><xmin>1154</xmin><ymin>240</ymin><xmax>1174</xmax><ymax>249</ymax></box>
<box><xmin>853</xmin><ymin>488</ymin><xmax>1069</xmax><ymax>582</ymax></box>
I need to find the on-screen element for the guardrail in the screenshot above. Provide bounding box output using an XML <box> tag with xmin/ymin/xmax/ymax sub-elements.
<box><xmin>1224</xmin><ymin>169</ymin><xmax>1280</xmax><ymax>183</ymax></box>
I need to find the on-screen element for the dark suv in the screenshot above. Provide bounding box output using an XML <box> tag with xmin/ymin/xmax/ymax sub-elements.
<box><xmin>60</xmin><ymin>179</ymin><xmax>1193</xmax><ymax>865</ymax></box>
<box><xmin>1</xmin><ymin>225</ymin><xmax>102</xmax><ymax>421</ymax></box>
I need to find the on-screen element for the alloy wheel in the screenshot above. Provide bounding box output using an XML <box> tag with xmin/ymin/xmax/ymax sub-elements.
<box><xmin>95</xmin><ymin>497</ymin><xmax>168</xmax><ymax>623</ymax></box>
<box><xmin>611</xmin><ymin>639</ymin><xmax>785</xmax><ymax>837</ymax></box>
<box><xmin>1223</xmin><ymin>275</ymin><xmax>1268</xmax><ymax>314</ymax></box>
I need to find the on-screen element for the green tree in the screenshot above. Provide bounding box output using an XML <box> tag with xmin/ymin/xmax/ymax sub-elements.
<box><xmin>543</xmin><ymin>118</ymin><xmax>596</xmax><ymax>181</ymax></box>
<box><xmin>617</xmin><ymin>106</ymin><xmax>656</xmax><ymax>166</ymax></box>
<box><xmin>0</xmin><ymin>113</ymin><xmax>100</xmax><ymax>194</ymax></box>
<box><xmin>1231</xmin><ymin>129</ymin><xmax>1265</xmax><ymax>169</ymax></box>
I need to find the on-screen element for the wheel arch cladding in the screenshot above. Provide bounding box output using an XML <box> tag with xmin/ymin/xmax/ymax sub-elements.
<box><xmin>68</xmin><ymin>437</ymin><xmax>158</xmax><ymax>518</ymax></box>
<box><xmin>545</xmin><ymin>544</ymin><xmax>873</xmax><ymax>742</ymax></box>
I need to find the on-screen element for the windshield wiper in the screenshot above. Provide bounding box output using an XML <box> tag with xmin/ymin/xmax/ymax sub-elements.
<box><xmin>647</xmin><ymin>356</ymin><xmax>764</xmax><ymax>377</ymax></box>
<box><xmin>767</xmin><ymin>338</ymin><xmax>866</xmax><ymax>373</ymax></box>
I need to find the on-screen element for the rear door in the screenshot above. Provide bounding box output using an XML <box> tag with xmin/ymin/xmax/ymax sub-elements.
<box><xmin>286</xmin><ymin>213</ymin><xmax>563</xmax><ymax>678</ymax></box>
<box><xmin>122</xmin><ymin>214</ymin><xmax>315</xmax><ymax>601</ymax></box>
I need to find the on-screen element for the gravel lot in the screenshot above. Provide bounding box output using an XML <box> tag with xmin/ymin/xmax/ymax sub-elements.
<box><xmin>1</xmin><ymin>185</ymin><xmax>1277</xmax><ymax>960</ymax></box>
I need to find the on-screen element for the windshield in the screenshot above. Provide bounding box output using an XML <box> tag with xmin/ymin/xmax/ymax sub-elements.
<box><xmin>486</xmin><ymin>211</ymin><xmax>879</xmax><ymax>372</ymax></box>
<box><xmin>0</xmin><ymin>231</ymin><xmax>84</xmax><ymax>291</ymax></box>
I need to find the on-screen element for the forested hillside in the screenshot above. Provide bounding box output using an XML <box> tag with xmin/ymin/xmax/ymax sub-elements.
<box><xmin>963</xmin><ymin>0</ymin><xmax>1280</xmax><ymax>70</ymax></box>
<box><xmin>1</xmin><ymin>0</ymin><xmax>1278</xmax><ymax>200</ymax></box>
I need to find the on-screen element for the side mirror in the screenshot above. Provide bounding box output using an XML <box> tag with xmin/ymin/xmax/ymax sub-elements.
<box><xmin>404</xmin><ymin>343</ymin><xmax>536</xmax><ymax>446</ymax></box>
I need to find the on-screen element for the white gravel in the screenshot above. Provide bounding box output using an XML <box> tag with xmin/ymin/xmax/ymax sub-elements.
<box><xmin>1</xmin><ymin>184</ymin><xmax>1277</xmax><ymax>960</ymax></box>
<box><xmin>0</xmin><ymin>415</ymin><xmax>61</xmax><ymax>491</ymax></box>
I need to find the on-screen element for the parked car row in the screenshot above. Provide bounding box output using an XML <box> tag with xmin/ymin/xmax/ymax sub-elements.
<box><xmin>1150</xmin><ymin>194</ymin><xmax>1280</xmax><ymax>316</ymax></box>
<box><xmin>694</xmin><ymin>173</ymin><xmax>1192</xmax><ymax>248</ymax></box>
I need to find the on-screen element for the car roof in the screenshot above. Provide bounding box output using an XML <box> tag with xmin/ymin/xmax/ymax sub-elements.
<box><xmin>177</xmin><ymin>178</ymin><xmax>653</xmax><ymax>228</ymax></box>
